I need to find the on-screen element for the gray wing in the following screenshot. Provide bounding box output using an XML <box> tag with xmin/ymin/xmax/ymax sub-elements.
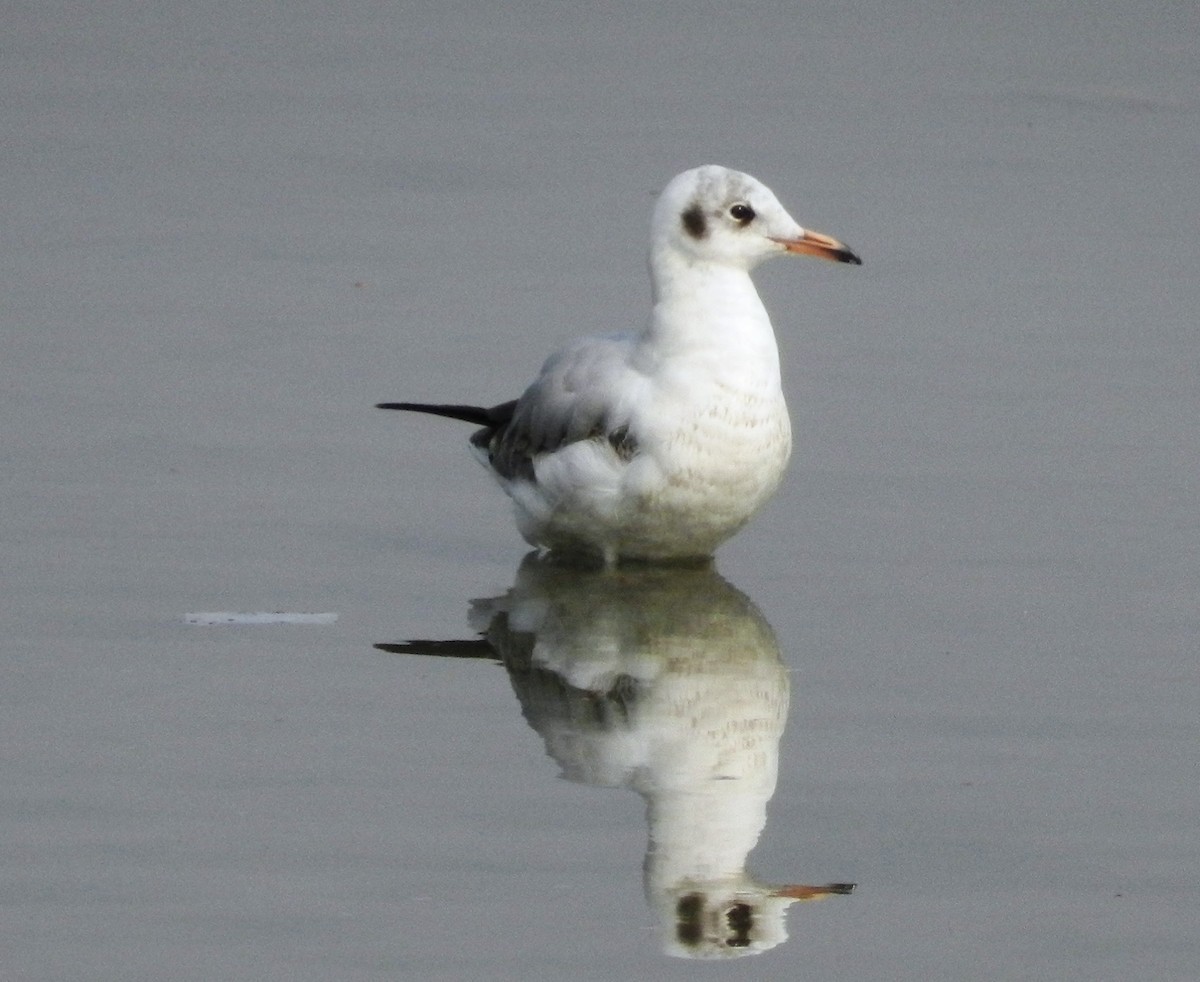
<box><xmin>472</xmin><ymin>333</ymin><xmax>642</xmax><ymax>483</ymax></box>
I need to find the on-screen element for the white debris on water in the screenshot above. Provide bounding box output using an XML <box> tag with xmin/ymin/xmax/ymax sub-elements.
<box><xmin>184</xmin><ymin>611</ymin><xmax>338</xmax><ymax>626</ymax></box>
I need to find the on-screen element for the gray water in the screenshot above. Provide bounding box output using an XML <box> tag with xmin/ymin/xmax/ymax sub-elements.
<box><xmin>5</xmin><ymin>2</ymin><xmax>1198</xmax><ymax>979</ymax></box>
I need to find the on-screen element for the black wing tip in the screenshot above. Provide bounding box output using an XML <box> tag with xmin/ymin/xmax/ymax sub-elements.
<box><xmin>375</xmin><ymin>400</ymin><xmax>517</xmax><ymax>428</ymax></box>
<box><xmin>375</xmin><ymin>402</ymin><xmax>494</xmax><ymax>426</ymax></box>
<box><xmin>374</xmin><ymin>640</ymin><xmax>500</xmax><ymax>662</ymax></box>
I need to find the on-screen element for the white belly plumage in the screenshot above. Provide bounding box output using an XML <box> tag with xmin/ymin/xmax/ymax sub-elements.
<box><xmin>497</xmin><ymin>389</ymin><xmax>792</xmax><ymax>563</ymax></box>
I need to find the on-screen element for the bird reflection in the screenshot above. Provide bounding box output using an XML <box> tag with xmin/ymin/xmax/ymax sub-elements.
<box><xmin>377</xmin><ymin>554</ymin><xmax>854</xmax><ymax>958</ymax></box>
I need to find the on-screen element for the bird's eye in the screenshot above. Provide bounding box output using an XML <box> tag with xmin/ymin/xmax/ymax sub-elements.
<box><xmin>729</xmin><ymin>203</ymin><xmax>755</xmax><ymax>224</ymax></box>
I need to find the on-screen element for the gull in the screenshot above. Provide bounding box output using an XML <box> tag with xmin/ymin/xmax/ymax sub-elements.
<box><xmin>377</xmin><ymin>555</ymin><xmax>856</xmax><ymax>957</ymax></box>
<box><xmin>377</xmin><ymin>165</ymin><xmax>860</xmax><ymax>565</ymax></box>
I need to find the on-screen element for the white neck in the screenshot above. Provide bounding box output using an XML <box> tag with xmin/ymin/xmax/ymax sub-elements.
<box><xmin>643</xmin><ymin>251</ymin><xmax>780</xmax><ymax>379</ymax></box>
<box><xmin>642</xmin><ymin>783</ymin><xmax>771</xmax><ymax>889</ymax></box>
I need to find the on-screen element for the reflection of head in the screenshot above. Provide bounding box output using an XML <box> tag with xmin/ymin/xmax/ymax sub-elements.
<box><xmin>667</xmin><ymin>882</ymin><xmax>855</xmax><ymax>959</ymax></box>
<box><xmin>671</xmin><ymin>887</ymin><xmax>803</xmax><ymax>958</ymax></box>
<box><xmin>470</xmin><ymin>554</ymin><xmax>852</xmax><ymax>958</ymax></box>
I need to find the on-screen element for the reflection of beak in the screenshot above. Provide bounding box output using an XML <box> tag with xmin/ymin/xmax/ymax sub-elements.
<box><xmin>773</xmin><ymin>882</ymin><xmax>857</xmax><ymax>900</ymax></box>
<box><xmin>772</xmin><ymin>229</ymin><xmax>862</xmax><ymax>265</ymax></box>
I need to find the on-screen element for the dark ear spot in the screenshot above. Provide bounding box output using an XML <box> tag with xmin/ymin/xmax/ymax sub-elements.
<box><xmin>676</xmin><ymin>894</ymin><xmax>704</xmax><ymax>946</ymax></box>
<box><xmin>681</xmin><ymin>204</ymin><xmax>708</xmax><ymax>240</ymax></box>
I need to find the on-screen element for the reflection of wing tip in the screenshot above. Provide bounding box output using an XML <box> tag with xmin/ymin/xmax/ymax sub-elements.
<box><xmin>374</xmin><ymin>640</ymin><xmax>500</xmax><ymax>662</ymax></box>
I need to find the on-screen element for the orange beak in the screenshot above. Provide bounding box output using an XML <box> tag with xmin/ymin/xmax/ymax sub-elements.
<box><xmin>773</xmin><ymin>882</ymin><xmax>857</xmax><ymax>900</ymax></box>
<box><xmin>772</xmin><ymin>229</ymin><xmax>862</xmax><ymax>265</ymax></box>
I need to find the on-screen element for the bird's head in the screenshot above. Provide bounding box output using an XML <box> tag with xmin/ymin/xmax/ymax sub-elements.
<box><xmin>651</xmin><ymin>165</ymin><xmax>861</xmax><ymax>272</ymax></box>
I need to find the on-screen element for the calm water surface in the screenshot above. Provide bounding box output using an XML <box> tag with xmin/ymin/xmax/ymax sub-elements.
<box><xmin>6</xmin><ymin>2</ymin><xmax>1197</xmax><ymax>979</ymax></box>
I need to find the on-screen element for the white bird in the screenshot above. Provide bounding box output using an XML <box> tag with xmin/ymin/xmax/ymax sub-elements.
<box><xmin>378</xmin><ymin>165</ymin><xmax>860</xmax><ymax>565</ymax></box>
<box><xmin>380</xmin><ymin>556</ymin><xmax>856</xmax><ymax>957</ymax></box>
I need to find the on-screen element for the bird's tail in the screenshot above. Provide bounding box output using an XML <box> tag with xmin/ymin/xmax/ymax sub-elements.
<box><xmin>376</xmin><ymin>402</ymin><xmax>490</xmax><ymax>425</ymax></box>
<box><xmin>375</xmin><ymin>399</ymin><xmax>517</xmax><ymax>428</ymax></box>
<box><xmin>375</xmin><ymin>640</ymin><xmax>499</xmax><ymax>661</ymax></box>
